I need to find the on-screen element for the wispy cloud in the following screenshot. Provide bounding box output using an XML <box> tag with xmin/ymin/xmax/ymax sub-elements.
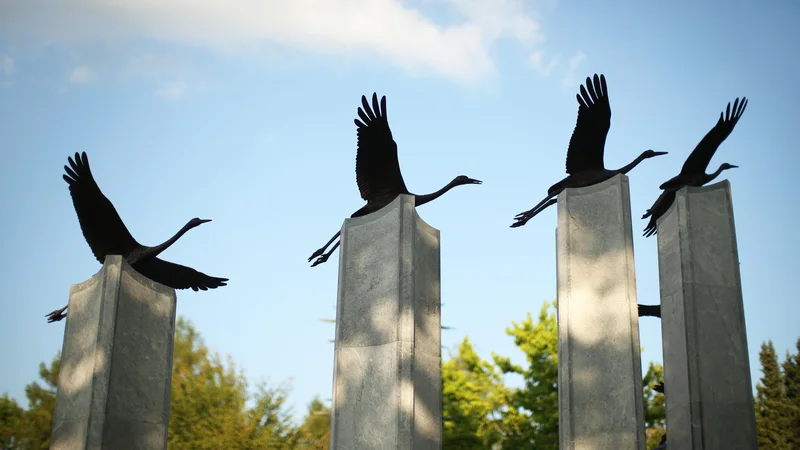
<box><xmin>0</xmin><ymin>0</ymin><xmax>546</xmax><ymax>85</ymax></box>
<box><xmin>69</xmin><ymin>66</ymin><xmax>94</xmax><ymax>83</ymax></box>
<box><xmin>155</xmin><ymin>81</ymin><xmax>187</xmax><ymax>101</ymax></box>
<box><xmin>562</xmin><ymin>50</ymin><xmax>586</xmax><ymax>87</ymax></box>
<box><xmin>529</xmin><ymin>50</ymin><xmax>558</xmax><ymax>77</ymax></box>
<box><xmin>1</xmin><ymin>54</ymin><xmax>14</xmax><ymax>75</ymax></box>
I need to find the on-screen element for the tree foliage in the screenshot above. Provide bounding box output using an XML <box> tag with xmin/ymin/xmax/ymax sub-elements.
<box><xmin>168</xmin><ymin>317</ymin><xmax>297</xmax><ymax>449</ymax></box>
<box><xmin>442</xmin><ymin>300</ymin><xmax>667</xmax><ymax>450</ymax></box>
<box><xmin>642</xmin><ymin>362</ymin><xmax>666</xmax><ymax>449</ymax></box>
<box><xmin>755</xmin><ymin>339</ymin><xmax>800</xmax><ymax>450</ymax></box>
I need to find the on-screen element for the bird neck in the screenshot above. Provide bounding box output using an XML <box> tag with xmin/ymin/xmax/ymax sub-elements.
<box><xmin>703</xmin><ymin>165</ymin><xmax>727</xmax><ymax>184</ymax></box>
<box><xmin>617</xmin><ymin>153</ymin><xmax>648</xmax><ymax>175</ymax></box>
<box><xmin>147</xmin><ymin>223</ymin><xmax>194</xmax><ymax>258</ymax></box>
<box><xmin>415</xmin><ymin>179</ymin><xmax>458</xmax><ymax>207</ymax></box>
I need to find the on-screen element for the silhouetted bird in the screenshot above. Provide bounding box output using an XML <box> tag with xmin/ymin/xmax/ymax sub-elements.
<box><xmin>642</xmin><ymin>98</ymin><xmax>747</xmax><ymax>237</ymax></box>
<box><xmin>512</xmin><ymin>74</ymin><xmax>667</xmax><ymax>228</ymax></box>
<box><xmin>638</xmin><ymin>304</ymin><xmax>662</xmax><ymax>318</ymax></box>
<box><xmin>46</xmin><ymin>152</ymin><xmax>228</xmax><ymax>323</ymax></box>
<box><xmin>308</xmin><ymin>93</ymin><xmax>482</xmax><ymax>267</ymax></box>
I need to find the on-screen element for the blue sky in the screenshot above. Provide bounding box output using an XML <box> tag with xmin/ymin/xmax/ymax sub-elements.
<box><xmin>1</xmin><ymin>0</ymin><xmax>798</xmax><ymax>422</ymax></box>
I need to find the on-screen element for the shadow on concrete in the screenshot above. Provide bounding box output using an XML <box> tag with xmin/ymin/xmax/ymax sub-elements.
<box><xmin>555</xmin><ymin>174</ymin><xmax>648</xmax><ymax>448</ymax></box>
<box><xmin>329</xmin><ymin>194</ymin><xmax>442</xmax><ymax>447</ymax></box>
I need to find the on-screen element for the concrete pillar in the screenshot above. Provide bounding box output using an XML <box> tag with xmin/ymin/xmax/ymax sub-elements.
<box><xmin>330</xmin><ymin>194</ymin><xmax>442</xmax><ymax>449</ymax></box>
<box><xmin>51</xmin><ymin>255</ymin><xmax>177</xmax><ymax>450</ymax></box>
<box><xmin>656</xmin><ymin>180</ymin><xmax>757</xmax><ymax>449</ymax></box>
<box><xmin>556</xmin><ymin>174</ymin><xmax>646</xmax><ymax>450</ymax></box>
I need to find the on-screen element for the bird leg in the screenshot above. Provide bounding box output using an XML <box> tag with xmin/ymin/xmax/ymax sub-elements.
<box><xmin>308</xmin><ymin>230</ymin><xmax>341</xmax><ymax>262</ymax></box>
<box><xmin>510</xmin><ymin>197</ymin><xmax>558</xmax><ymax>228</ymax></box>
<box><xmin>45</xmin><ymin>305</ymin><xmax>68</xmax><ymax>323</ymax></box>
<box><xmin>311</xmin><ymin>240</ymin><xmax>340</xmax><ymax>267</ymax></box>
<box><xmin>638</xmin><ymin>304</ymin><xmax>662</xmax><ymax>318</ymax></box>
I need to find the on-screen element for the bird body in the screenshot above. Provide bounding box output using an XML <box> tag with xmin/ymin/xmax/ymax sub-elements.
<box><xmin>511</xmin><ymin>74</ymin><xmax>667</xmax><ymax>228</ymax></box>
<box><xmin>47</xmin><ymin>152</ymin><xmax>228</xmax><ymax>322</ymax></box>
<box><xmin>642</xmin><ymin>98</ymin><xmax>747</xmax><ymax>237</ymax></box>
<box><xmin>308</xmin><ymin>93</ymin><xmax>482</xmax><ymax>267</ymax></box>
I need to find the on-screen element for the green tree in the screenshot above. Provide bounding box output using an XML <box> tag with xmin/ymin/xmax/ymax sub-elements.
<box><xmin>442</xmin><ymin>336</ymin><xmax>510</xmax><ymax>448</ymax></box>
<box><xmin>295</xmin><ymin>396</ymin><xmax>330</xmax><ymax>449</ymax></box>
<box><xmin>493</xmin><ymin>300</ymin><xmax>559</xmax><ymax>449</ymax></box>
<box><xmin>755</xmin><ymin>340</ymin><xmax>791</xmax><ymax>450</ymax></box>
<box><xmin>0</xmin><ymin>394</ymin><xmax>24</xmax><ymax>450</ymax></box>
<box><xmin>641</xmin><ymin>362</ymin><xmax>665</xmax><ymax>449</ymax></box>
<box><xmin>781</xmin><ymin>338</ymin><xmax>800</xmax><ymax>449</ymax></box>
<box><xmin>168</xmin><ymin>317</ymin><xmax>297</xmax><ymax>449</ymax></box>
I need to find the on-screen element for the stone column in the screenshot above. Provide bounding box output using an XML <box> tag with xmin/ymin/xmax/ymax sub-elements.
<box><xmin>330</xmin><ymin>194</ymin><xmax>442</xmax><ymax>450</ymax></box>
<box><xmin>556</xmin><ymin>174</ymin><xmax>646</xmax><ymax>450</ymax></box>
<box><xmin>51</xmin><ymin>255</ymin><xmax>177</xmax><ymax>450</ymax></box>
<box><xmin>656</xmin><ymin>180</ymin><xmax>757</xmax><ymax>449</ymax></box>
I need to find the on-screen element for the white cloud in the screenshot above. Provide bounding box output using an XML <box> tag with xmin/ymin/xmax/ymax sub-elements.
<box><xmin>562</xmin><ymin>50</ymin><xmax>586</xmax><ymax>87</ymax></box>
<box><xmin>1</xmin><ymin>54</ymin><xmax>14</xmax><ymax>75</ymax></box>
<box><xmin>529</xmin><ymin>50</ymin><xmax>558</xmax><ymax>77</ymax></box>
<box><xmin>69</xmin><ymin>66</ymin><xmax>94</xmax><ymax>83</ymax></box>
<box><xmin>155</xmin><ymin>81</ymin><xmax>187</xmax><ymax>100</ymax></box>
<box><xmin>0</xmin><ymin>0</ymin><xmax>545</xmax><ymax>85</ymax></box>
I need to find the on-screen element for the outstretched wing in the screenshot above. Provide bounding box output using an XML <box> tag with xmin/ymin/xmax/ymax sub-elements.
<box><xmin>565</xmin><ymin>74</ymin><xmax>612</xmax><ymax>174</ymax></box>
<box><xmin>680</xmin><ymin>97</ymin><xmax>748</xmax><ymax>175</ymax></box>
<box><xmin>135</xmin><ymin>257</ymin><xmax>228</xmax><ymax>291</ymax></box>
<box><xmin>354</xmin><ymin>93</ymin><xmax>408</xmax><ymax>201</ymax></box>
<box><xmin>63</xmin><ymin>152</ymin><xmax>140</xmax><ymax>263</ymax></box>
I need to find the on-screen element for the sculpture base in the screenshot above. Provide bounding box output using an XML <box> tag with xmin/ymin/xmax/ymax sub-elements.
<box><xmin>556</xmin><ymin>174</ymin><xmax>646</xmax><ymax>450</ymax></box>
<box><xmin>330</xmin><ymin>194</ymin><xmax>442</xmax><ymax>449</ymax></box>
<box><xmin>656</xmin><ymin>181</ymin><xmax>757</xmax><ymax>449</ymax></box>
<box><xmin>51</xmin><ymin>255</ymin><xmax>177</xmax><ymax>450</ymax></box>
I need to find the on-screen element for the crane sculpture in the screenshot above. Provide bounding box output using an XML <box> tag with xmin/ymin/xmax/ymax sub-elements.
<box><xmin>46</xmin><ymin>152</ymin><xmax>228</xmax><ymax>323</ymax></box>
<box><xmin>511</xmin><ymin>74</ymin><xmax>667</xmax><ymax>228</ymax></box>
<box><xmin>308</xmin><ymin>93</ymin><xmax>482</xmax><ymax>267</ymax></box>
<box><xmin>643</xmin><ymin>97</ymin><xmax>747</xmax><ymax>237</ymax></box>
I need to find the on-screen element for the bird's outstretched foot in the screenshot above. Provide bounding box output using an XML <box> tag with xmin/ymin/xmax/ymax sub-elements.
<box><xmin>311</xmin><ymin>253</ymin><xmax>331</xmax><ymax>267</ymax></box>
<box><xmin>46</xmin><ymin>306</ymin><xmax>68</xmax><ymax>323</ymax></box>
<box><xmin>308</xmin><ymin>248</ymin><xmax>325</xmax><ymax>262</ymax></box>
<box><xmin>510</xmin><ymin>211</ymin><xmax>533</xmax><ymax>228</ymax></box>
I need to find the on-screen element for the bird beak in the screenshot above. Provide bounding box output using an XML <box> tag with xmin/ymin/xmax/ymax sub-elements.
<box><xmin>199</xmin><ymin>219</ymin><xmax>212</xmax><ymax>224</ymax></box>
<box><xmin>729</xmin><ymin>165</ymin><xmax>739</xmax><ymax>169</ymax></box>
<box><xmin>652</xmin><ymin>151</ymin><xmax>669</xmax><ymax>157</ymax></box>
<box><xmin>467</xmin><ymin>178</ymin><xmax>483</xmax><ymax>185</ymax></box>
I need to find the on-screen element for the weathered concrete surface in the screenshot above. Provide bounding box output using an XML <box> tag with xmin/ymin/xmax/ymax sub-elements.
<box><xmin>656</xmin><ymin>180</ymin><xmax>757</xmax><ymax>450</ymax></box>
<box><xmin>330</xmin><ymin>194</ymin><xmax>442</xmax><ymax>450</ymax></box>
<box><xmin>51</xmin><ymin>255</ymin><xmax>177</xmax><ymax>450</ymax></box>
<box><xmin>556</xmin><ymin>174</ymin><xmax>646</xmax><ymax>450</ymax></box>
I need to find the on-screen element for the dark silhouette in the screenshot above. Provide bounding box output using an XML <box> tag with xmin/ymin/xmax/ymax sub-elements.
<box><xmin>512</xmin><ymin>74</ymin><xmax>667</xmax><ymax>228</ymax></box>
<box><xmin>308</xmin><ymin>93</ymin><xmax>482</xmax><ymax>267</ymax></box>
<box><xmin>638</xmin><ymin>304</ymin><xmax>662</xmax><ymax>318</ymax></box>
<box><xmin>46</xmin><ymin>152</ymin><xmax>228</xmax><ymax>323</ymax></box>
<box><xmin>642</xmin><ymin>98</ymin><xmax>747</xmax><ymax>237</ymax></box>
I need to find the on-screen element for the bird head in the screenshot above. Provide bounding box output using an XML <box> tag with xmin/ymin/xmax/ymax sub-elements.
<box><xmin>188</xmin><ymin>218</ymin><xmax>212</xmax><ymax>228</ymax></box>
<box><xmin>454</xmin><ymin>175</ymin><xmax>483</xmax><ymax>186</ymax></box>
<box><xmin>642</xmin><ymin>149</ymin><xmax>668</xmax><ymax>158</ymax></box>
<box><xmin>720</xmin><ymin>162</ymin><xmax>739</xmax><ymax>171</ymax></box>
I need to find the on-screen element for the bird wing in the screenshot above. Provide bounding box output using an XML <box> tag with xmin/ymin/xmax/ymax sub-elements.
<box><xmin>354</xmin><ymin>93</ymin><xmax>409</xmax><ymax>201</ymax></box>
<box><xmin>134</xmin><ymin>257</ymin><xmax>228</xmax><ymax>291</ymax></box>
<box><xmin>680</xmin><ymin>97</ymin><xmax>748</xmax><ymax>175</ymax></box>
<box><xmin>63</xmin><ymin>152</ymin><xmax>140</xmax><ymax>263</ymax></box>
<box><xmin>565</xmin><ymin>74</ymin><xmax>612</xmax><ymax>174</ymax></box>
